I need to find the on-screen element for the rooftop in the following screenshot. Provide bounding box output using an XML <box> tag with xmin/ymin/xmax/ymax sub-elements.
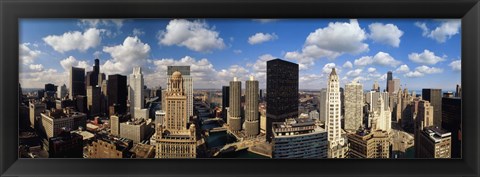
<box><xmin>423</xmin><ymin>126</ymin><xmax>451</xmax><ymax>143</ymax></box>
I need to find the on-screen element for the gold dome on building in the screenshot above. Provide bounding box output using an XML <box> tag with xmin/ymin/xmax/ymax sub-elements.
<box><xmin>172</xmin><ymin>71</ymin><xmax>182</xmax><ymax>78</ymax></box>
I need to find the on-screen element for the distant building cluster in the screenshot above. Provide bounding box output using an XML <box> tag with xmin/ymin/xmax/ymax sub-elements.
<box><xmin>18</xmin><ymin>58</ymin><xmax>461</xmax><ymax>159</ymax></box>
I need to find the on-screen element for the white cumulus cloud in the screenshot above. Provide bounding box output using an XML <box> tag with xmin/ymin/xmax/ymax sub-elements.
<box><xmin>43</xmin><ymin>28</ymin><xmax>103</xmax><ymax>53</ymax></box>
<box><xmin>285</xmin><ymin>19</ymin><xmax>368</xmax><ymax>70</ymax></box>
<box><xmin>60</xmin><ymin>56</ymin><xmax>92</xmax><ymax>71</ymax></box>
<box><xmin>368</xmin><ymin>23</ymin><xmax>403</xmax><ymax>47</ymax></box>
<box><xmin>408</xmin><ymin>49</ymin><xmax>445</xmax><ymax>65</ymax></box>
<box><xmin>158</xmin><ymin>19</ymin><xmax>225</xmax><ymax>52</ymax></box>
<box><xmin>343</xmin><ymin>61</ymin><xmax>353</xmax><ymax>69</ymax></box>
<box><xmin>19</xmin><ymin>43</ymin><xmax>41</xmax><ymax>65</ymax></box>
<box><xmin>449</xmin><ymin>60</ymin><xmax>461</xmax><ymax>72</ymax></box>
<box><xmin>102</xmin><ymin>36</ymin><xmax>151</xmax><ymax>75</ymax></box>
<box><xmin>248</xmin><ymin>32</ymin><xmax>278</xmax><ymax>45</ymax></box>
<box><xmin>395</xmin><ymin>64</ymin><xmax>410</xmax><ymax>73</ymax></box>
<box><xmin>415</xmin><ymin>19</ymin><xmax>461</xmax><ymax>43</ymax></box>
<box><xmin>354</xmin><ymin>52</ymin><xmax>401</xmax><ymax>67</ymax></box>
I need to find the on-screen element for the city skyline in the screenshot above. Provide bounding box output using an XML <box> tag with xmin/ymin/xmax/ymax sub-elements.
<box><xmin>20</xmin><ymin>19</ymin><xmax>461</xmax><ymax>90</ymax></box>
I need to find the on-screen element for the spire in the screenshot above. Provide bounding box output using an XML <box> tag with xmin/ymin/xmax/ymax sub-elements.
<box><xmin>330</xmin><ymin>68</ymin><xmax>337</xmax><ymax>76</ymax></box>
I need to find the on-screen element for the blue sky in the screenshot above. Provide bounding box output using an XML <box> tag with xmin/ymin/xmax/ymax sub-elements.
<box><xmin>19</xmin><ymin>19</ymin><xmax>461</xmax><ymax>91</ymax></box>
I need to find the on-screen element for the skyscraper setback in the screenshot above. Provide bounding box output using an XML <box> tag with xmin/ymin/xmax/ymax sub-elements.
<box><xmin>326</xmin><ymin>68</ymin><xmax>347</xmax><ymax>158</ymax></box>
<box><xmin>422</xmin><ymin>89</ymin><xmax>442</xmax><ymax>127</ymax></box>
<box><xmin>129</xmin><ymin>67</ymin><xmax>148</xmax><ymax>119</ymax></box>
<box><xmin>266</xmin><ymin>59</ymin><xmax>299</xmax><ymax>142</ymax></box>
<box><xmin>167</xmin><ymin>66</ymin><xmax>193</xmax><ymax>118</ymax></box>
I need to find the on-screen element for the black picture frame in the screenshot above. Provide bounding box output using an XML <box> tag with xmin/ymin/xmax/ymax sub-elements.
<box><xmin>1</xmin><ymin>0</ymin><xmax>479</xmax><ymax>176</ymax></box>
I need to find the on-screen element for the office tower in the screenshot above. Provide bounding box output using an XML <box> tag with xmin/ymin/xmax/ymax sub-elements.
<box><xmin>69</xmin><ymin>67</ymin><xmax>85</xmax><ymax>100</ymax></box>
<box><xmin>57</xmin><ymin>84</ymin><xmax>68</xmax><ymax>99</ymax></box>
<box><xmin>272</xmin><ymin>118</ymin><xmax>328</xmax><ymax>158</ymax></box>
<box><xmin>372</xmin><ymin>81</ymin><xmax>380</xmax><ymax>92</ymax></box>
<box><xmin>100</xmin><ymin>79</ymin><xmax>107</xmax><ymax>116</ymax></box>
<box><xmin>120</xmin><ymin>118</ymin><xmax>147</xmax><ymax>143</ymax></box>
<box><xmin>368</xmin><ymin>95</ymin><xmax>391</xmax><ymax>132</ymax></box>
<box><xmin>348</xmin><ymin>129</ymin><xmax>390</xmax><ymax>158</ymax></box>
<box><xmin>259</xmin><ymin>89</ymin><xmax>263</xmax><ymax>99</ymax></box>
<box><xmin>442</xmin><ymin>97</ymin><xmax>461</xmax><ymax>158</ymax></box>
<box><xmin>318</xmin><ymin>88</ymin><xmax>327</xmax><ymax>123</ymax></box>
<box><xmin>345</xmin><ymin>81</ymin><xmax>364</xmax><ymax>132</ymax></box>
<box><xmin>455</xmin><ymin>84</ymin><xmax>462</xmax><ymax>97</ymax></box>
<box><xmin>228</xmin><ymin>77</ymin><xmax>242</xmax><ymax>132</ymax></box>
<box><xmin>75</xmin><ymin>95</ymin><xmax>88</xmax><ymax>114</ymax></box>
<box><xmin>86</xmin><ymin>86</ymin><xmax>101</xmax><ymax>116</ymax></box>
<box><xmin>45</xmin><ymin>83</ymin><xmax>56</xmax><ymax>92</ymax></box>
<box><xmin>86</xmin><ymin>59</ymin><xmax>100</xmax><ymax>87</ymax></box>
<box><xmin>245</xmin><ymin>76</ymin><xmax>259</xmax><ymax>137</ymax></box>
<box><xmin>222</xmin><ymin>86</ymin><xmax>230</xmax><ymax>122</ymax></box>
<box><xmin>40</xmin><ymin>108</ymin><xmax>87</xmax><ymax>139</ymax></box>
<box><xmin>156</xmin><ymin>71</ymin><xmax>196</xmax><ymax>158</ymax></box>
<box><xmin>309</xmin><ymin>110</ymin><xmax>319</xmax><ymax>121</ymax></box>
<box><xmin>395</xmin><ymin>88</ymin><xmax>403</xmax><ymax>123</ymax></box>
<box><xmin>387</xmin><ymin>79</ymin><xmax>400</xmax><ymax>94</ymax></box>
<box><xmin>48</xmin><ymin>131</ymin><xmax>83</xmax><ymax>158</ymax></box>
<box><xmin>167</xmin><ymin>66</ymin><xmax>193</xmax><ymax>118</ymax></box>
<box><xmin>87</xmin><ymin>137</ymin><xmax>133</xmax><ymax>158</ymax></box>
<box><xmin>417</xmin><ymin>126</ymin><xmax>451</xmax><ymax>158</ymax></box>
<box><xmin>110</xmin><ymin>115</ymin><xmax>120</xmax><ymax>137</ymax></box>
<box><xmin>326</xmin><ymin>68</ymin><xmax>348</xmax><ymax>158</ymax></box>
<box><xmin>365</xmin><ymin>91</ymin><xmax>389</xmax><ymax>113</ymax></box>
<box><xmin>266</xmin><ymin>59</ymin><xmax>299</xmax><ymax>142</ymax></box>
<box><xmin>108</xmin><ymin>74</ymin><xmax>127</xmax><ymax>115</ymax></box>
<box><xmin>422</xmin><ymin>89</ymin><xmax>442</xmax><ymax>127</ymax></box>
<box><xmin>386</xmin><ymin>71</ymin><xmax>392</xmax><ymax>92</ymax></box>
<box><xmin>400</xmin><ymin>88</ymin><xmax>414</xmax><ymax>128</ymax></box>
<box><xmin>129</xmin><ymin>67</ymin><xmax>148</xmax><ymax>119</ymax></box>
<box><xmin>29</xmin><ymin>101</ymin><xmax>46</xmax><ymax>129</ymax></box>
<box><xmin>414</xmin><ymin>100</ymin><xmax>434</xmax><ymax>157</ymax></box>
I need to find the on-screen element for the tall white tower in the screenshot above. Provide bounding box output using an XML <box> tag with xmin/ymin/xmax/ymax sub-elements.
<box><xmin>129</xmin><ymin>67</ymin><xmax>148</xmax><ymax>119</ymax></box>
<box><xmin>326</xmin><ymin>68</ymin><xmax>344</xmax><ymax>147</ymax></box>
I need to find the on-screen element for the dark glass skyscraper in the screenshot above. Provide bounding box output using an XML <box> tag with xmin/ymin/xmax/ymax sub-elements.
<box><xmin>386</xmin><ymin>71</ymin><xmax>392</xmax><ymax>92</ymax></box>
<box><xmin>422</xmin><ymin>89</ymin><xmax>442</xmax><ymax>127</ymax></box>
<box><xmin>266</xmin><ymin>58</ymin><xmax>299</xmax><ymax>142</ymax></box>
<box><xmin>86</xmin><ymin>59</ymin><xmax>100</xmax><ymax>87</ymax></box>
<box><xmin>108</xmin><ymin>74</ymin><xmax>127</xmax><ymax>115</ymax></box>
<box><xmin>442</xmin><ymin>97</ymin><xmax>461</xmax><ymax>158</ymax></box>
<box><xmin>69</xmin><ymin>67</ymin><xmax>85</xmax><ymax>100</ymax></box>
<box><xmin>222</xmin><ymin>86</ymin><xmax>229</xmax><ymax>122</ymax></box>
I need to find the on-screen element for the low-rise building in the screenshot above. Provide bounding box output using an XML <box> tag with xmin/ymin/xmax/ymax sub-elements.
<box><xmin>120</xmin><ymin>118</ymin><xmax>147</xmax><ymax>143</ymax></box>
<box><xmin>272</xmin><ymin>118</ymin><xmax>328</xmax><ymax>158</ymax></box>
<box><xmin>347</xmin><ymin>128</ymin><xmax>390</xmax><ymax>158</ymax></box>
<box><xmin>40</xmin><ymin>108</ymin><xmax>86</xmax><ymax>139</ymax></box>
<box><xmin>87</xmin><ymin>135</ymin><xmax>133</xmax><ymax>158</ymax></box>
<box><xmin>417</xmin><ymin>126</ymin><xmax>451</xmax><ymax>158</ymax></box>
<box><xmin>48</xmin><ymin>130</ymin><xmax>83</xmax><ymax>158</ymax></box>
<box><xmin>129</xmin><ymin>143</ymin><xmax>155</xmax><ymax>158</ymax></box>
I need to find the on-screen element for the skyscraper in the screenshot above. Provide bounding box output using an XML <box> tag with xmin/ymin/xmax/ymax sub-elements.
<box><xmin>344</xmin><ymin>81</ymin><xmax>364</xmax><ymax>132</ymax></box>
<box><xmin>108</xmin><ymin>74</ymin><xmax>127</xmax><ymax>115</ymax></box>
<box><xmin>129</xmin><ymin>67</ymin><xmax>148</xmax><ymax>119</ymax></box>
<box><xmin>326</xmin><ymin>68</ymin><xmax>347</xmax><ymax>158</ymax></box>
<box><xmin>245</xmin><ymin>76</ymin><xmax>259</xmax><ymax>137</ymax></box>
<box><xmin>386</xmin><ymin>71</ymin><xmax>392</xmax><ymax>92</ymax></box>
<box><xmin>86</xmin><ymin>86</ymin><xmax>101</xmax><ymax>116</ymax></box>
<box><xmin>318</xmin><ymin>88</ymin><xmax>327</xmax><ymax>123</ymax></box>
<box><xmin>415</xmin><ymin>100</ymin><xmax>434</xmax><ymax>157</ymax></box>
<box><xmin>266</xmin><ymin>59</ymin><xmax>299</xmax><ymax>142</ymax></box>
<box><xmin>442</xmin><ymin>97</ymin><xmax>461</xmax><ymax>158</ymax></box>
<box><xmin>372</xmin><ymin>81</ymin><xmax>380</xmax><ymax>92</ymax></box>
<box><xmin>69</xmin><ymin>67</ymin><xmax>85</xmax><ymax>100</ymax></box>
<box><xmin>57</xmin><ymin>84</ymin><xmax>68</xmax><ymax>99</ymax></box>
<box><xmin>365</xmin><ymin>91</ymin><xmax>389</xmax><ymax>113</ymax></box>
<box><xmin>228</xmin><ymin>77</ymin><xmax>242</xmax><ymax>132</ymax></box>
<box><xmin>167</xmin><ymin>66</ymin><xmax>193</xmax><ymax>118</ymax></box>
<box><xmin>422</xmin><ymin>89</ymin><xmax>442</xmax><ymax>127</ymax></box>
<box><xmin>369</xmin><ymin>95</ymin><xmax>391</xmax><ymax>132</ymax></box>
<box><xmin>221</xmin><ymin>86</ymin><xmax>230</xmax><ymax>122</ymax></box>
<box><xmin>86</xmin><ymin>59</ymin><xmax>100</xmax><ymax>87</ymax></box>
<box><xmin>156</xmin><ymin>71</ymin><xmax>196</xmax><ymax>158</ymax></box>
<box><xmin>455</xmin><ymin>84</ymin><xmax>462</xmax><ymax>97</ymax></box>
